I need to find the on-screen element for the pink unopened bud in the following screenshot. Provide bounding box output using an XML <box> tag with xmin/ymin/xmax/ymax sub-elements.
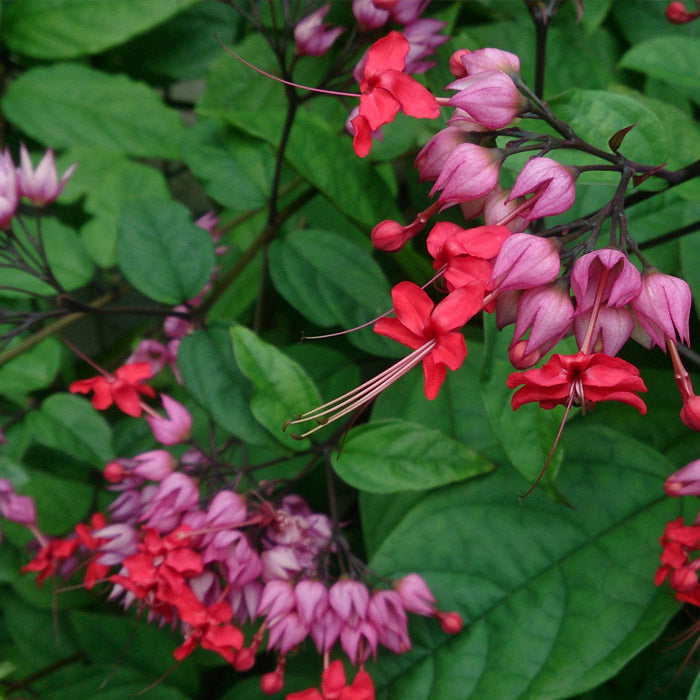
<box><xmin>294</xmin><ymin>3</ymin><xmax>344</xmax><ymax>56</ymax></box>
<box><xmin>508</xmin><ymin>339</ymin><xmax>545</xmax><ymax>369</ymax></box>
<box><xmin>665</xmin><ymin>459</ymin><xmax>700</xmax><ymax>496</ymax></box>
<box><xmin>430</xmin><ymin>144</ymin><xmax>502</xmax><ymax>206</ymax></box>
<box><xmin>508</xmin><ymin>157</ymin><xmax>577</xmax><ymax>222</ymax></box>
<box><xmin>371</xmin><ymin>219</ymin><xmax>413</xmax><ymax>252</ymax></box>
<box><xmin>513</xmin><ymin>280</ymin><xmax>574</xmax><ymax>357</ymax></box>
<box><xmin>0</xmin><ymin>479</ymin><xmax>36</xmax><ymax>526</ymax></box>
<box><xmin>437</xmin><ymin>610</ymin><xmax>463</xmax><ymax>634</ymax></box>
<box><xmin>295</xmin><ymin>579</ymin><xmax>328</xmax><ymax>627</ymax></box>
<box><xmin>489</xmin><ymin>233</ymin><xmax>561</xmax><ymax>293</ymax></box>
<box><xmin>395</xmin><ymin>573</ymin><xmax>435</xmax><ymax>616</ymax></box>
<box><xmin>447</xmin><ymin>70</ymin><xmax>528</xmax><ymax>129</ymax></box>
<box><xmin>329</xmin><ymin>579</ymin><xmax>370</xmax><ymax>626</ymax></box>
<box><xmin>233</xmin><ymin>647</ymin><xmax>256</xmax><ymax>671</ymax></box>
<box><xmin>147</xmin><ymin>394</ymin><xmax>192</xmax><ymax>445</ymax></box>
<box><xmin>258</xmin><ymin>579</ymin><xmax>296</xmax><ymax>621</ymax></box>
<box><xmin>16</xmin><ymin>144</ymin><xmax>76</xmax><ymax>207</ymax></box>
<box><xmin>483</xmin><ymin>185</ymin><xmax>527</xmax><ymax>232</ymax></box>
<box><xmin>459</xmin><ymin>47</ymin><xmax>521</xmax><ymax>76</ymax></box>
<box><xmin>449</xmin><ymin>49</ymin><xmax>471</xmax><ymax>77</ymax></box>
<box><xmin>261</xmin><ymin>671</ymin><xmax>285</xmax><ymax>695</ymax></box>
<box><xmin>415</xmin><ymin>125</ymin><xmax>472</xmax><ymax>182</ymax></box>
<box><xmin>681</xmin><ymin>396</ymin><xmax>700</xmax><ymax>432</ymax></box>
<box><xmin>631</xmin><ymin>269</ymin><xmax>691</xmax><ymax>349</ymax></box>
<box><xmin>570</xmin><ymin>249</ymin><xmax>642</xmax><ymax>312</ymax></box>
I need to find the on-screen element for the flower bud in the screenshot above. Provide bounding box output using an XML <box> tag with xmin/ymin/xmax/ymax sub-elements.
<box><xmin>430</xmin><ymin>144</ymin><xmax>501</xmax><ymax>206</ymax></box>
<box><xmin>489</xmin><ymin>233</ymin><xmax>561</xmax><ymax>293</ymax></box>
<box><xmin>508</xmin><ymin>157</ymin><xmax>577</xmax><ymax>221</ymax></box>
<box><xmin>665</xmin><ymin>459</ymin><xmax>700</xmax><ymax>496</ymax></box>
<box><xmin>294</xmin><ymin>4</ymin><xmax>343</xmax><ymax>56</ymax></box>
<box><xmin>571</xmin><ymin>249</ymin><xmax>642</xmax><ymax>312</ymax></box>
<box><xmin>681</xmin><ymin>396</ymin><xmax>700</xmax><ymax>432</ymax></box>
<box><xmin>147</xmin><ymin>394</ymin><xmax>192</xmax><ymax>445</ymax></box>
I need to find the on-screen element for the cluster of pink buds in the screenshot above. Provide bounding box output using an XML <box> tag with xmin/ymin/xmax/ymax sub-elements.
<box><xmin>0</xmin><ymin>144</ymin><xmax>76</xmax><ymax>229</ymax></box>
<box><xmin>9</xmin><ymin>368</ymin><xmax>462</xmax><ymax>697</ymax></box>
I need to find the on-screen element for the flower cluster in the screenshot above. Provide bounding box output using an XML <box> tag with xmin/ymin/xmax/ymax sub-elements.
<box><xmin>8</xmin><ymin>371</ymin><xmax>461</xmax><ymax>697</ymax></box>
<box><xmin>0</xmin><ymin>143</ymin><xmax>76</xmax><ymax>229</ymax></box>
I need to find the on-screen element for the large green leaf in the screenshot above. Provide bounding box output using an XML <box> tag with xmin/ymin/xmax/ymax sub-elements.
<box><xmin>333</xmin><ymin>419</ymin><xmax>493</xmax><ymax>493</ymax></box>
<box><xmin>178</xmin><ymin>328</ymin><xmax>271</xmax><ymax>445</ymax></box>
<box><xmin>549</xmin><ymin>89</ymin><xmax>668</xmax><ymax>167</ymax></box>
<box><xmin>117</xmin><ymin>199</ymin><xmax>215</xmax><ymax>304</ymax></box>
<box><xmin>366</xmin><ymin>425</ymin><xmax>682</xmax><ymax>700</ymax></box>
<box><xmin>269</xmin><ymin>229</ymin><xmax>400</xmax><ymax>357</ymax></box>
<box><xmin>620</xmin><ymin>36</ymin><xmax>700</xmax><ymax>98</ymax></box>
<box><xmin>0</xmin><ymin>337</ymin><xmax>61</xmax><ymax>395</ymax></box>
<box><xmin>42</xmin><ymin>217</ymin><xmax>95</xmax><ymax>290</ymax></box>
<box><xmin>2</xmin><ymin>63</ymin><xmax>185</xmax><ymax>158</ymax></box>
<box><xmin>230</xmin><ymin>325</ymin><xmax>322</xmax><ymax>451</ymax></box>
<box><xmin>0</xmin><ymin>0</ymin><xmax>198</xmax><ymax>58</ymax></box>
<box><xmin>26</xmin><ymin>393</ymin><xmax>114</xmax><ymax>466</ymax></box>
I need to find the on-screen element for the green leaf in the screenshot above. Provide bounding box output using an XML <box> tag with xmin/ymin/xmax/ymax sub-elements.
<box><xmin>70</xmin><ymin>611</ymin><xmax>198</xmax><ymax>695</ymax></box>
<box><xmin>178</xmin><ymin>328</ymin><xmax>271</xmax><ymax>445</ymax></box>
<box><xmin>181</xmin><ymin>119</ymin><xmax>275</xmax><ymax>211</ymax></box>
<box><xmin>42</xmin><ymin>217</ymin><xmax>95</xmax><ymax>290</ymax></box>
<box><xmin>269</xmin><ymin>229</ymin><xmax>400</xmax><ymax>357</ymax></box>
<box><xmin>620</xmin><ymin>36</ymin><xmax>700</xmax><ymax>100</ymax></box>
<box><xmin>0</xmin><ymin>337</ymin><xmax>61</xmax><ymax>395</ymax></box>
<box><xmin>367</xmin><ymin>426</ymin><xmax>682</xmax><ymax>700</ymax></box>
<box><xmin>0</xmin><ymin>0</ymin><xmax>199</xmax><ymax>58</ymax></box>
<box><xmin>333</xmin><ymin>419</ymin><xmax>493</xmax><ymax>494</ymax></box>
<box><xmin>2</xmin><ymin>63</ymin><xmax>185</xmax><ymax>158</ymax></box>
<box><xmin>117</xmin><ymin>199</ymin><xmax>215</xmax><ymax>304</ymax></box>
<box><xmin>230</xmin><ymin>325</ymin><xmax>321</xmax><ymax>451</ymax></box>
<box><xmin>26</xmin><ymin>393</ymin><xmax>114</xmax><ymax>466</ymax></box>
<box><xmin>81</xmin><ymin>156</ymin><xmax>170</xmax><ymax>267</ymax></box>
<box><xmin>549</xmin><ymin>89</ymin><xmax>668</xmax><ymax>166</ymax></box>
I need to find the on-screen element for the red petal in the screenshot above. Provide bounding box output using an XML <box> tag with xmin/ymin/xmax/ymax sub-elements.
<box><xmin>376</xmin><ymin>70</ymin><xmax>440</xmax><ymax>120</ymax></box>
<box><xmin>422</xmin><ymin>355</ymin><xmax>447</xmax><ymax>400</ymax></box>
<box><xmin>432</xmin><ymin>285</ymin><xmax>483</xmax><ymax>333</ymax></box>
<box><xmin>426</xmin><ymin>222</ymin><xmax>464</xmax><ymax>261</ymax></box>
<box><xmin>443</xmin><ymin>225</ymin><xmax>511</xmax><ymax>259</ymax></box>
<box><xmin>360</xmin><ymin>87</ymin><xmax>400</xmax><ymax>131</ymax></box>
<box><xmin>374</xmin><ymin>317</ymin><xmax>425</xmax><ymax>350</ymax></box>
<box><xmin>89</xmin><ymin>377</ymin><xmax>114</xmax><ymax>410</ymax></box>
<box><xmin>364</xmin><ymin>31</ymin><xmax>409</xmax><ymax>77</ymax></box>
<box><xmin>116</xmin><ymin>362</ymin><xmax>153</xmax><ymax>383</ymax></box>
<box><xmin>431</xmin><ymin>332</ymin><xmax>467</xmax><ymax>371</ymax></box>
<box><xmin>391</xmin><ymin>281</ymin><xmax>433</xmax><ymax>337</ymax></box>
<box><xmin>112</xmin><ymin>385</ymin><xmax>143</xmax><ymax>417</ymax></box>
<box><xmin>352</xmin><ymin>114</ymin><xmax>373</xmax><ymax>158</ymax></box>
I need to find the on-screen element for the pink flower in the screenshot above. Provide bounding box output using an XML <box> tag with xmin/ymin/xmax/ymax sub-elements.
<box><xmin>395</xmin><ymin>574</ymin><xmax>435</xmax><ymax>616</ymax></box>
<box><xmin>294</xmin><ymin>3</ymin><xmax>344</xmax><ymax>56</ymax></box>
<box><xmin>139</xmin><ymin>473</ymin><xmax>199</xmax><ymax>532</ymax></box>
<box><xmin>630</xmin><ymin>269</ymin><xmax>691</xmax><ymax>349</ymax></box>
<box><xmin>429</xmin><ymin>143</ymin><xmax>502</xmax><ymax>206</ymax></box>
<box><xmin>414</xmin><ymin>125</ymin><xmax>473</xmax><ymax>182</ymax></box>
<box><xmin>352</xmin><ymin>0</ymin><xmax>390</xmax><ymax>30</ymax></box>
<box><xmin>103</xmin><ymin>450</ymin><xmax>176</xmax><ymax>484</ymax></box>
<box><xmin>329</xmin><ymin>580</ymin><xmax>370</xmax><ymax>626</ymax></box>
<box><xmin>573</xmin><ymin>306</ymin><xmax>634</xmax><ymax>356</ymax></box>
<box><xmin>0</xmin><ymin>479</ymin><xmax>36</xmax><ymax>526</ymax></box>
<box><xmin>0</xmin><ymin>149</ymin><xmax>18</xmax><ymax>228</ymax></box>
<box><xmin>665</xmin><ymin>459</ymin><xmax>700</xmax><ymax>496</ymax></box>
<box><xmin>69</xmin><ymin>363</ymin><xmax>156</xmax><ymax>417</ymax></box>
<box><xmin>374</xmin><ymin>281</ymin><xmax>483</xmax><ymax>399</ymax></box>
<box><xmin>447</xmin><ymin>70</ymin><xmax>528</xmax><ymax>128</ymax></box>
<box><xmin>147</xmin><ymin>394</ymin><xmax>192</xmax><ymax>445</ymax></box>
<box><xmin>368</xmin><ymin>590</ymin><xmax>410</xmax><ymax>653</ymax></box>
<box><xmin>451</xmin><ymin>47</ymin><xmax>521</xmax><ymax>77</ymax></box>
<box><xmin>507</xmin><ymin>157</ymin><xmax>577</xmax><ymax>221</ymax></box>
<box><xmin>352</xmin><ymin>31</ymin><xmax>440</xmax><ymax>157</ymax></box>
<box><xmin>402</xmin><ymin>18</ymin><xmax>448</xmax><ymax>73</ymax></box>
<box><xmin>16</xmin><ymin>144</ymin><xmax>76</xmax><ymax>207</ymax></box>
<box><xmin>489</xmin><ymin>233</ymin><xmax>561</xmax><ymax>293</ymax></box>
<box><xmin>570</xmin><ymin>249</ymin><xmax>642</xmax><ymax>312</ymax></box>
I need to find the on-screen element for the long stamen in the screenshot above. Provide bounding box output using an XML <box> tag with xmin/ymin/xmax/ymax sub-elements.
<box><xmin>579</xmin><ymin>266</ymin><xmax>611</xmax><ymax>354</ymax></box>
<box><xmin>519</xmin><ymin>388</ymin><xmax>577</xmax><ymax>500</ymax></box>
<box><xmin>285</xmin><ymin>341</ymin><xmax>436</xmax><ymax>438</ymax></box>
<box><xmin>302</xmin><ymin>267</ymin><xmax>447</xmax><ymax>341</ymax></box>
<box><xmin>216</xmin><ymin>37</ymin><xmax>360</xmax><ymax>98</ymax></box>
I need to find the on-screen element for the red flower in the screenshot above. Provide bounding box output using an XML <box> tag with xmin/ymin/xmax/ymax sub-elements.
<box><xmin>506</xmin><ymin>352</ymin><xmax>647</xmax><ymax>413</ymax></box>
<box><xmin>21</xmin><ymin>537</ymin><xmax>80</xmax><ymax>586</ymax></box>
<box><xmin>175</xmin><ymin>600</ymin><xmax>244</xmax><ymax>664</ymax></box>
<box><xmin>374</xmin><ymin>281</ymin><xmax>483</xmax><ymax>399</ymax></box>
<box><xmin>69</xmin><ymin>363</ymin><xmax>156</xmax><ymax>417</ymax></box>
<box><xmin>286</xmin><ymin>660</ymin><xmax>375</xmax><ymax>700</ymax></box>
<box><xmin>351</xmin><ymin>31</ymin><xmax>440</xmax><ymax>157</ymax></box>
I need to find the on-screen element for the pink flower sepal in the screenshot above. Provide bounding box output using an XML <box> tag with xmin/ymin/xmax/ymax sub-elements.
<box><xmin>69</xmin><ymin>363</ymin><xmax>156</xmax><ymax>417</ymax></box>
<box><xmin>570</xmin><ymin>248</ymin><xmax>642</xmax><ymax>312</ymax></box>
<box><xmin>0</xmin><ymin>479</ymin><xmax>36</xmax><ymax>526</ymax></box>
<box><xmin>374</xmin><ymin>281</ymin><xmax>483</xmax><ymax>399</ymax></box>
<box><xmin>294</xmin><ymin>4</ymin><xmax>344</xmax><ymax>56</ymax></box>
<box><xmin>0</xmin><ymin>149</ymin><xmax>18</xmax><ymax>229</ymax></box>
<box><xmin>429</xmin><ymin>143</ymin><xmax>501</xmax><ymax>206</ymax></box>
<box><xmin>489</xmin><ymin>233</ymin><xmax>561</xmax><ymax>293</ymax></box>
<box><xmin>573</xmin><ymin>306</ymin><xmax>633</xmax><ymax>356</ymax></box>
<box><xmin>450</xmin><ymin>47</ymin><xmax>521</xmax><ymax>78</ymax></box>
<box><xmin>147</xmin><ymin>394</ymin><xmax>192</xmax><ymax>445</ymax></box>
<box><xmin>507</xmin><ymin>157</ymin><xmax>577</xmax><ymax>221</ymax></box>
<box><xmin>16</xmin><ymin>143</ymin><xmax>76</xmax><ymax>207</ymax></box>
<box><xmin>630</xmin><ymin>269</ymin><xmax>691</xmax><ymax>349</ymax></box>
<box><xmin>447</xmin><ymin>70</ymin><xmax>528</xmax><ymax>129</ymax></box>
<box><xmin>665</xmin><ymin>459</ymin><xmax>700</xmax><ymax>496</ymax></box>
